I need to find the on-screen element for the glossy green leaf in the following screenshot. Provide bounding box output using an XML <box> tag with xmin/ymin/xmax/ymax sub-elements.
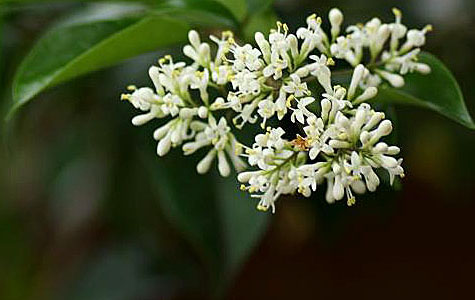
<box><xmin>375</xmin><ymin>52</ymin><xmax>475</xmax><ymax>129</ymax></box>
<box><xmin>9</xmin><ymin>2</ymin><xmax>236</xmax><ymax>119</ymax></box>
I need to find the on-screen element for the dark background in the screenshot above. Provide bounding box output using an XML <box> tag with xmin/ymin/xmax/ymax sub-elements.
<box><xmin>1</xmin><ymin>0</ymin><xmax>475</xmax><ymax>299</ymax></box>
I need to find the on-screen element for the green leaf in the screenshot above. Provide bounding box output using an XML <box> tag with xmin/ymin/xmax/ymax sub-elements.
<box><xmin>8</xmin><ymin>2</ymin><xmax>236</xmax><ymax>119</ymax></box>
<box><xmin>246</xmin><ymin>0</ymin><xmax>274</xmax><ymax>14</ymax></box>
<box><xmin>144</xmin><ymin>150</ymin><xmax>269</xmax><ymax>293</ymax></box>
<box><xmin>214</xmin><ymin>0</ymin><xmax>247</xmax><ymax>21</ymax></box>
<box><xmin>215</xmin><ymin>176</ymin><xmax>269</xmax><ymax>284</ymax></box>
<box><xmin>242</xmin><ymin>9</ymin><xmax>277</xmax><ymax>42</ymax></box>
<box><xmin>375</xmin><ymin>52</ymin><xmax>475</xmax><ymax>129</ymax></box>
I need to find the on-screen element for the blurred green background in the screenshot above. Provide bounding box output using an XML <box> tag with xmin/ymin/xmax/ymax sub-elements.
<box><xmin>1</xmin><ymin>0</ymin><xmax>475</xmax><ymax>299</ymax></box>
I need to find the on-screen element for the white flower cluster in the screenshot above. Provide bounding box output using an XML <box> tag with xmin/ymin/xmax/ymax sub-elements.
<box><xmin>121</xmin><ymin>8</ymin><xmax>431</xmax><ymax>213</ymax></box>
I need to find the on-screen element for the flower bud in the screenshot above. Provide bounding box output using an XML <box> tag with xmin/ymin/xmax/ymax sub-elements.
<box><xmin>153</xmin><ymin>122</ymin><xmax>172</xmax><ymax>140</ymax></box>
<box><xmin>148</xmin><ymin>66</ymin><xmax>163</xmax><ymax>94</ymax></box>
<box><xmin>183</xmin><ymin>45</ymin><xmax>198</xmax><ymax>62</ymax></box>
<box><xmin>197</xmin><ymin>149</ymin><xmax>216</xmax><ymax>174</ymax></box>
<box><xmin>374</xmin><ymin>142</ymin><xmax>388</xmax><ymax>153</ymax></box>
<box><xmin>287</xmin><ymin>34</ymin><xmax>299</xmax><ymax>58</ymax></box>
<box><xmin>329</xmin><ymin>140</ymin><xmax>351</xmax><ymax>149</ymax></box>
<box><xmin>378</xmin><ymin>70</ymin><xmax>405</xmax><ymax>88</ymax></box>
<box><xmin>363</xmin><ymin>168</ymin><xmax>380</xmax><ymax>192</ymax></box>
<box><xmin>363</xmin><ymin>112</ymin><xmax>385</xmax><ymax>131</ymax></box>
<box><xmin>237</xmin><ymin>171</ymin><xmax>254</xmax><ymax>183</ymax></box>
<box><xmin>321</xmin><ymin>98</ymin><xmax>332</xmax><ymax>121</ymax></box>
<box><xmin>157</xmin><ymin>134</ymin><xmax>172</xmax><ymax>156</ymax></box>
<box><xmin>376</xmin><ymin>120</ymin><xmax>393</xmax><ymax>137</ymax></box>
<box><xmin>387</xmin><ymin>146</ymin><xmax>400</xmax><ymax>155</ymax></box>
<box><xmin>355</xmin><ymin>87</ymin><xmax>378</xmax><ymax>103</ymax></box>
<box><xmin>199</xmin><ymin>43</ymin><xmax>210</xmax><ymax>60</ymax></box>
<box><xmin>198</xmin><ymin>106</ymin><xmax>208</xmax><ymax>118</ymax></box>
<box><xmin>329</xmin><ymin>8</ymin><xmax>343</xmax><ymax>28</ymax></box>
<box><xmin>132</xmin><ymin>112</ymin><xmax>154</xmax><ymax>126</ymax></box>
<box><xmin>217</xmin><ymin>150</ymin><xmax>231</xmax><ymax>177</ymax></box>
<box><xmin>180</xmin><ymin>107</ymin><xmax>197</xmax><ymax>119</ymax></box>
<box><xmin>333</xmin><ymin>176</ymin><xmax>344</xmax><ymax>200</ymax></box>
<box><xmin>351</xmin><ymin>180</ymin><xmax>366</xmax><ymax>194</ymax></box>
<box><xmin>170</xmin><ymin>124</ymin><xmax>182</xmax><ymax>144</ymax></box>
<box><xmin>414</xmin><ymin>63</ymin><xmax>431</xmax><ymax>74</ymax></box>
<box><xmin>360</xmin><ymin>131</ymin><xmax>371</xmax><ymax>144</ymax></box>
<box><xmin>188</xmin><ymin>30</ymin><xmax>201</xmax><ymax>49</ymax></box>
<box><xmin>329</xmin><ymin>8</ymin><xmax>343</xmax><ymax>38</ymax></box>
<box><xmin>348</xmin><ymin>64</ymin><xmax>365</xmax><ymax>99</ymax></box>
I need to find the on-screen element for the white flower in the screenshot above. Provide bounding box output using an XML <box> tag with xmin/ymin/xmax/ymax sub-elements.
<box><xmin>284</xmin><ymin>74</ymin><xmax>310</xmax><ymax>97</ymax></box>
<box><xmin>231</xmin><ymin>43</ymin><xmax>263</xmax><ymax>72</ymax></box>
<box><xmin>231</xmin><ymin>69</ymin><xmax>261</xmax><ymax>95</ymax></box>
<box><xmin>262</xmin><ymin>50</ymin><xmax>288</xmax><ymax>80</ymax></box>
<box><xmin>161</xmin><ymin>94</ymin><xmax>184</xmax><ymax>117</ymax></box>
<box><xmin>290</xmin><ymin>96</ymin><xmax>315</xmax><ymax>124</ymax></box>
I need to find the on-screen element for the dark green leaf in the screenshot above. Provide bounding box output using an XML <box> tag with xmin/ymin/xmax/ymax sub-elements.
<box><xmin>375</xmin><ymin>52</ymin><xmax>475</xmax><ymax>129</ymax></box>
<box><xmin>215</xmin><ymin>176</ymin><xmax>269</xmax><ymax>282</ymax></box>
<box><xmin>144</xmin><ymin>149</ymin><xmax>269</xmax><ymax>292</ymax></box>
<box><xmin>8</xmin><ymin>2</ymin><xmax>236</xmax><ymax>119</ymax></box>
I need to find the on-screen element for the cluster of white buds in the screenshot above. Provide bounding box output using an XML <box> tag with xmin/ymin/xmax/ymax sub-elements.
<box><xmin>121</xmin><ymin>8</ymin><xmax>431</xmax><ymax>213</ymax></box>
<box><xmin>329</xmin><ymin>8</ymin><xmax>432</xmax><ymax>88</ymax></box>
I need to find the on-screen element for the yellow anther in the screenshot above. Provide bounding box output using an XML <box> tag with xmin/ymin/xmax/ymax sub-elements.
<box><xmin>120</xmin><ymin>94</ymin><xmax>130</xmax><ymax>101</ymax></box>
<box><xmin>276</xmin><ymin>21</ymin><xmax>283</xmax><ymax>29</ymax></box>
<box><xmin>316</xmin><ymin>17</ymin><xmax>322</xmax><ymax>25</ymax></box>
<box><xmin>158</xmin><ymin>58</ymin><xmax>166</xmax><ymax>64</ymax></box>
<box><xmin>327</xmin><ymin>57</ymin><xmax>335</xmax><ymax>66</ymax></box>
<box><xmin>222</xmin><ymin>30</ymin><xmax>234</xmax><ymax>39</ymax></box>
<box><xmin>127</xmin><ymin>85</ymin><xmax>136</xmax><ymax>91</ymax></box>
<box><xmin>308</xmin><ymin>13</ymin><xmax>317</xmax><ymax>21</ymax></box>
<box><xmin>257</xmin><ymin>204</ymin><xmax>269</xmax><ymax>212</ymax></box>
<box><xmin>286</xmin><ymin>95</ymin><xmax>295</xmax><ymax>108</ymax></box>
<box><xmin>164</xmin><ymin>54</ymin><xmax>172</xmax><ymax>60</ymax></box>
<box><xmin>424</xmin><ymin>24</ymin><xmax>433</xmax><ymax>32</ymax></box>
<box><xmin>283</xmin><ymin>23</ymin><xmax>289</xmax><ymax>33</ymax></box>
<box><xmin>347</xmin><ymin>197</ymin><xmax>356</xmax><ymax>207</ymax></box>
<box><xmin>240</xmin><ymin>184</ymin><xmax>247</xmax><ymax>191</ymax></box>
<box><xmin>392</xmin><ymin>7</ymin><xmax>402</xmax><ymax>17</ymax></box>
<box><xmin>400</xmin><ymin>173</ymin><xmax>406</xmax><ymax>179</ymax></box>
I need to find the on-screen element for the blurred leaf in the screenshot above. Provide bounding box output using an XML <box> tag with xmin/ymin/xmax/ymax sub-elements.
<box><xmin>246</xmin><ymin>0</ymin><xmax>274</xmax><ymax>14</ymax></box>
<box><xmin>375</xmin><ymin>52</ymin><xmax>475</xmax><ymax>129</ymax></box>
<box><xmin>145</xmin><ymin>150</ymin><xmax>269</xmax><ymax>293</ymax></box>
<box><xmin>242</xmin><ymin>9</ymin><xmax>277</xmax><ymax>42</ymax></box>
<box><xmin>9</xmin><ymin>2</ymin><xmax>236</xmax><ymax>119</ymax></box>
<box><xmin>59</xmin><ymin>247</ymin><xmax>157</xmax><ymax>300</ymax></box>
<box><xmin>155</xmin><ymin>0</ymin><xmax>238</xmax><ymax>27</ymax></box>
<box><xmin>214</xmin><ymin>0</ymin><xmax>247</xmax><ymax>21</ymax></box>
<box><xmin>215</xmin><ymin>176</ymin><xmax>269</xmax><ymax>283</ymax></box>
<box><xmin>146</xmin><ymin>151</ymin><xmax>223</xmax><ymax>277</ymax></box>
